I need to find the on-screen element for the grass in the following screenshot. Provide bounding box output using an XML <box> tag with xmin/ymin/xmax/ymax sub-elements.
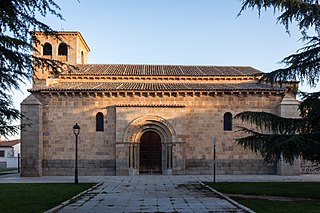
<box><xmin>206</xmin><ymin>182</ymin><xmax>320</xmax><ymax>213</ymax></box>
<box><xmin>206</xmin><ymin>182</ymin><xmax>320</xmax><ymax>199</ymax></box>
<box><xmin>0</xmin><ymin>168</ymin><xmax>17</xmax><ymax>176</ymax></box>
<box><xmin>0</xmin><ymin>183</ymin><xmax>95</xmax><ymax>213</ymax></box>
<box><xmin>0</xmin><ymin>168</ymin><xmax>17</xmax><ymax>172</ymax></box>
<box><xmin>233</xmin><ymin>198</ymin><xmax>320</xmax><ymax>213</ymax></box>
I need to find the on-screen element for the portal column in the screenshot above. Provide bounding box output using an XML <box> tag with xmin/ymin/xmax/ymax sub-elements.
<box><xmin>134</xmin><ymin>143</ymin><xmax>139</xmax><ymax>171</ymax></box>
<box><xmin>128</xmin><ymin>142</ymin><xmax>139</xmax><ymax>176</ymax></box>
<box><xmin>163</xmin><ymin>142</ymin><xmax>173</xmax><ymax>175</ymax></box>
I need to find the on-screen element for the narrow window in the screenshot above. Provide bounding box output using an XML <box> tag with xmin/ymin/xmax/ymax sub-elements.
<box><xmin>81</xmin><ymin>51</ymin><xmax>84</xmax><ymax>64</ymax></box>
<box><xmin>0</xmin><ymin>150</ymin><xmax>4</xmax><ymax>157</ymax></box>
<box><xmin>96</xmin><ymin>112</ymin><xmax>104</xmax><ymax>131</ymax></box>
<box><xmin>43</xmin><ymin>43</ymin><xmax>52</xmax><ymax>55</ymax></box>
<box><xmin>223</xmin><ymin>112</ymin><xmax>232</xmax><ymax>131</ymax></box>
<box><xmin>58</xmin><ymin>43</ymin><xmax>68</xmax><ymax>56</ymax></box>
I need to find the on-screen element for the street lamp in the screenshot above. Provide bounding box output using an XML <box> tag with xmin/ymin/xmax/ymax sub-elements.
<box><xmin>212</xmin><ymin>137</ymin><xmax>216</xmax><ymax>183</ymax></box>
<box><xmin>73</xmin><ymin>123</ymin><xmax>80</xmax><ymax>184</ymax></box>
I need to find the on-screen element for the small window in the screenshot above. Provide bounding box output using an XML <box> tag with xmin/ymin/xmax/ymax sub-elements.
<box><xmin>81</xmin><ymin>51</ymin><xmax>84</xmax><ymax>64</ymax></box>
<box><xmin>96</xmin><ymin>112</ymin><xmax>104</xmax><ymax>132</ymax></box>
<box><xmin>223</xmin><ymin>112</ymin><xmax>232</xmax><ymax>131</ymax></box>
<box><xmin>0</xmin><ymin>150</ymin><xmax>4</xmax><ymax>157</ymax></box>
<box><xmin>43</xmin><ymin>42</ymin><xmax>52</xmax><ymax>55</ymax></box>
<box><xmin>58</xmin><ymin>43</ymin><xmax>68</xmax><ymax>56</ymax></box>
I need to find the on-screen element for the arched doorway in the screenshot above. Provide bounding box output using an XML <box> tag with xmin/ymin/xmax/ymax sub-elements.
<box><xmin>122</xmin><ymin>115</ymin><xmax>177</xmax><ymax>175</ymax></box>
<box><xmin>139</xmin><ymin>131</ymin><xmax>162</xmax><ymax>174</ymax></box>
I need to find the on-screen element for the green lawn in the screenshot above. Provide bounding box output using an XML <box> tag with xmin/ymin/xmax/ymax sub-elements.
<box><xmin>0</xmin><ymin>168</ymin><xmax>17</xmax><ymax>176</ymax></box>
<box><xmin>0</xmin><ymin>183</ymin><xmax>95</xmax><ymax>213</ymax></box>
<box><xmin>0</xmin><ymin>168</ymin><xmax>17</xmax><ymax>172</ymax></box>
<box><xmin>206</xmin><ymin>182</ymin><xmax>320</xmax><ymax>213</ymax></box>
<box><xmin>233</xmin><ymin>198</ymin><xmax>320</xmax><ymax>213</ymax></box>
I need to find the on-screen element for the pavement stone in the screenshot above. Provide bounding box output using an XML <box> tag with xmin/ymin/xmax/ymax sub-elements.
<box><xmin>56</xmin><ymin>175</ymin><xmax>245</xmax><ymax>213</ymax></box>
<box><xmin>1</xmin><ymin>174</ymin><xmax>320</xmax><ymax>212</ymax></box>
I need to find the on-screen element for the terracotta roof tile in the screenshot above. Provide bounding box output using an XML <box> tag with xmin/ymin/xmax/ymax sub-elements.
<box><xmin>30</xmin><ymin>82</ymin><xmax>284</xmax><ymax>92</ymax></box>
<box><xmin>65</xmin><ymin>64</ymin><xmax>262</xmax><ymax>76</ymax></box>
<box><xmin>0</xmin><ymin>139</ymin><xmax>20</xmax><ymax>147</ymax></box>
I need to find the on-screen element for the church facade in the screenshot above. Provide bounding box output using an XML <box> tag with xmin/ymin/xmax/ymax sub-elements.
<box><xmin>21</xmin><ymin>32</ymin><xmax>305</xmax><ymax>176</ymax></box>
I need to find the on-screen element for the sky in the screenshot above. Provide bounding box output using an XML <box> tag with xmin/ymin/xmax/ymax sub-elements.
<box><xmin>9</xmin><ymin>0</ymin><xmax>320</xmax><ymax>139</ymax></box>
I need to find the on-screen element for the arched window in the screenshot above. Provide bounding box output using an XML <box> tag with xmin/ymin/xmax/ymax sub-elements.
<box><xmin>223</xmin><ymin>112</ymin><xmax>232</xmax><ymax>131</ymax></box>
<box><xmin>58</xmin><ymin>43</ymin><xmax>68</xmax><ymax>56</ymax></box>
<box><xmin>96</xmin><ymin>112</ymin><xmax>104</xmax><ymax>132</ymax></box>
<box><xmin>43</xmin><ymin>42</ymin><xmax>52</xmax><ymax>55</ymax></box>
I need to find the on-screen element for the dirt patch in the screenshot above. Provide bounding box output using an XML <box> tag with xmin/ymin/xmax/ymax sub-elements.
<box><xmin>177</xmin><ymin>183</ymin><xmax>220</xmax><ymax>198</ymax></box>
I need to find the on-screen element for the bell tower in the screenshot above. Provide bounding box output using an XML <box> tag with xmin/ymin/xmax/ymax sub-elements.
<box><xmin>32</xmin><ymin>31</ymin><xmax>90</xmax><ymax>87</ymax></box>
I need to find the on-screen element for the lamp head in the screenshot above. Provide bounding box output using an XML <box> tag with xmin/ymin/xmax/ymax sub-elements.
<box><xmin>212</xmin><ymin>137</ymin><xmax>216</xmax><ymax>145</ymax></box>
<box><xmin>73</xmin><ymin>123</ymin><xmax>80</xmax><ymax>135</ymax></box>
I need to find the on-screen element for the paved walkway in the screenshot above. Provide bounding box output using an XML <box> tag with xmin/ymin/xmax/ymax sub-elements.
<box><xmin>58</xmin><ymin>176</ymin><xmax>245</xmax><ymax>213</ymax></box>
<box><xmin>1</xmin><ymin>173</ymin><xmax>320</xmax><ymax>183</ymax></box>
<box><xmin>1</xmin><ymin>174</ymin><xmax>319</xmax><ymax>213</ymax></box>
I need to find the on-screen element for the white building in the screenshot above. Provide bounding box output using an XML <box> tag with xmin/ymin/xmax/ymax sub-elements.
<box><xmin>0</xmin><ymin>139</ymin><xmax>20</xmax><ymax>168</ymax></box>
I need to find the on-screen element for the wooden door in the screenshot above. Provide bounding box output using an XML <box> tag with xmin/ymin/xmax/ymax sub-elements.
<box><xmin>139</xmin><ymin>131</ymin><xmax>162</xmax><ymax>173</ymax></box>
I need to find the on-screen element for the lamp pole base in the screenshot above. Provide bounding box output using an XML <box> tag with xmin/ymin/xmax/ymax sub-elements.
<box><xmin>75</xmin><ymin>169</ymin><xmax>78</xmax><ymax>184</ymax></box>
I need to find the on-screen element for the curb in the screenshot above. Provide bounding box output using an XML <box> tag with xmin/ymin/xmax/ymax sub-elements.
<box><xmin>199</xmin><ymin>182</ymin><xmax>255</xmax><ymax>213</ymax></box>
<box><xmin>44</xmin><ymin>182</ymin><xmax>103</xmax><ymax>213</ymax></box>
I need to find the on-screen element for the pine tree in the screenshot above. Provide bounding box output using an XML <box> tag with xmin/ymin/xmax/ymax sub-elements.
<box><xmin>0</xmin><ymin>0</ymin><xmax>64</xmax><ymax>138</ymax></box>
<box><xmin>236</xmin><ymin>0</ymin><xmax>320</xmax><ymax>163</ymax></box>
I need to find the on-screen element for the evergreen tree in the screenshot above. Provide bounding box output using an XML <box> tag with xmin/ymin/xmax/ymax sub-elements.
<box><xmin>0</xmin><ymin>0</ymin><xmax>65</xmax><ymax>138</ymax></box>
<box><xmin>236</xmin><ymin>0</ymin><xmax>320</xmax><ymax>163</ymax></box>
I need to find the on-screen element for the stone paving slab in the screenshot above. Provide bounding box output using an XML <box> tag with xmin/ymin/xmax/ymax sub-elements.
<box><xmin>1</xmin><ymin>174</ymin><xmax>320</xmax><ymax>212</ymax></box>
<box><xmin>57</xmin><ymin>176</ymin><xmax>244</xmax><ymax>213</ymax></box>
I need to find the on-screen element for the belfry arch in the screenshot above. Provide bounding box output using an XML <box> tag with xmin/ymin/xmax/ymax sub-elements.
<box><xmin>123</xmin><ymin>115</ymin><xmax>176</xmax><ymax>175</ymax></box>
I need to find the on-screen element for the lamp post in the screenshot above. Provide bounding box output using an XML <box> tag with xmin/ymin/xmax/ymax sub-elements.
<box><xmin>73</xmin><ymin>123</ymin><xmax>80</xmax><ymax>184</ymax></box>
<box><xmin>212</xmin><ymin>137</ymin><xmax>216</xmax><ymax>183</ymax></box>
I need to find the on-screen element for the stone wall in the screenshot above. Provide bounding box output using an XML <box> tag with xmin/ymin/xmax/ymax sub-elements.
<box><xmin>276</xmin><ymin>94</ymin><xmax>301</xmax><ymax>175</ymax></box>
<box><xmin>21</xmin><ymin>95</ymin><xmax>43</xmax><ymax>176</ymax></box>
<box><xmin>183</xmin><ymin>159</ymin><xmax>276</xmax><ymax>175</ymax></box>
<box><xmin>28</xmin><ymin>90</ymin><xmax>284</xmax><ymax>176</ymax></box>
<box><xmin>42</xmin><ymin>159</ymin><xmax>115</xmax><ymax>176</ymax></box>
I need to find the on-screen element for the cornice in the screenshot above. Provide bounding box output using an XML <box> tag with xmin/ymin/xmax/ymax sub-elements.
<box><xmin>115</xmin><ymin>104</ymin><xmax>186</xmax><ymax>108</ymax></box>
<box><xmin>37</xmin><ymin>90</ymin><xmax>285</xmax><ymax>98</ymax></box>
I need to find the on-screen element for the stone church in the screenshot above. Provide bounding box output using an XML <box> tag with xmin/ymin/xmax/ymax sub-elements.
<box><xmin>21</xmin><ymin>31</ymin><xmax>309</xmax><ymax>177</ymax></box>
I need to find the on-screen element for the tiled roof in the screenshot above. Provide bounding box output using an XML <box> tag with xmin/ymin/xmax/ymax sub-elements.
<box><xmin>0</xmin><ymin>139</ymin><xmax>20</xmax><ymax>147</ymax></box>
<box><xmin>64</xmin><ymin>64</ymin><xmax>262</xmax><ymax>76</ymax></box>
<box><xmin>30</xmin><ymin>82</ymin><xmax>284</xmax><ymax>92</ymax></box>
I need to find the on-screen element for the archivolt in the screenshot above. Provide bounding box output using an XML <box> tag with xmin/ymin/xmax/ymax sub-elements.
<box><xmin>123</xmin><ymin>115</ymin><xmax>177</xmax><ymax>143</ymax></box>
